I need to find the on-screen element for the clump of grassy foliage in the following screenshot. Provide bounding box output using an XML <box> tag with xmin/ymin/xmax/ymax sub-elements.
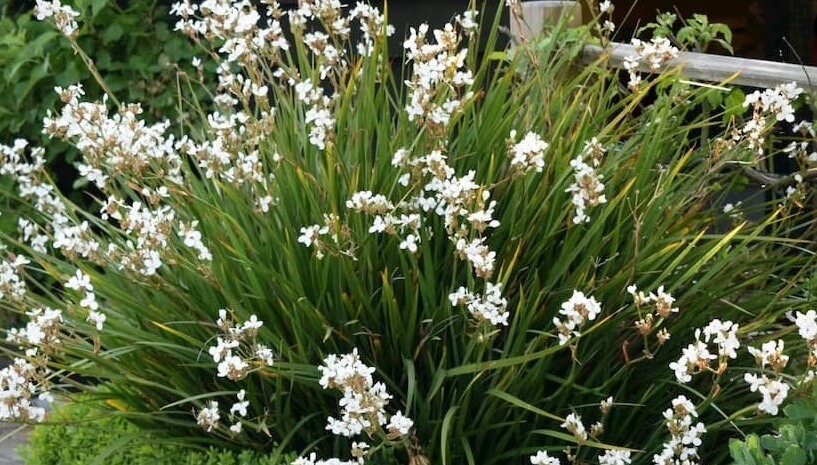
<box><xmin>1</xmin><ymin>1</ymin><xmax>816</xmax><ymax>465</ymax></box>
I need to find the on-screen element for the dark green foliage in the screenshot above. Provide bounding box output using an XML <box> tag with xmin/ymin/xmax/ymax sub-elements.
<box><xmin>0</xmin><ymin>0</ymin><xmax>204</xmax><ymax>158</ymax></box>
<box><xmin>20</xmin><ymin>401</ymin><xmax>294</xmax><ymax>465</ymax></box>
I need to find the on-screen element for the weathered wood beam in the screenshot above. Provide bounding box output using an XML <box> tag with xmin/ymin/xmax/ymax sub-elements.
<box><xmin>582</xmin><ymin>42</ymin><xmax>817</xmax><ymax>90</ymax></box>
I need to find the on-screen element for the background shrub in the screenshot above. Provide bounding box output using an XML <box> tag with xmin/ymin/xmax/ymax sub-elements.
<box><xmin>20</xmin><ymin>400</ymin><xmax>294</xmax><ymax>465</ymax></box>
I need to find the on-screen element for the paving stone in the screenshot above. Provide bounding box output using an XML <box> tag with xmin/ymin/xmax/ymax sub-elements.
<box><xmin>0</xmin><ymin>423</ymin><xmax>28</xmax><ymax>465</ymax></box>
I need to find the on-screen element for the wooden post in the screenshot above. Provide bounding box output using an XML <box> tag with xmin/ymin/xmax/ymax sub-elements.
<box><xmin>509</xmin><ymin>1</ymin><xmax>583</xmax><ymax>40</ymax></box>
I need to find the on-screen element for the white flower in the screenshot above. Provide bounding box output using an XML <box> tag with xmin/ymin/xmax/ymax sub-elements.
<box><xmin>567</xmin><ymin>154</ymin><xmax>606</xmax><ymax>224</ymax></box>
<box><xmin>179</xmin><ymin>221</ymin><xmax>212</xmax><ymax>262</ymax></box>
<box><xmin>561</xmin><ymin>412</ymin><xmax>588</xmax><ymax>441</ymax></box>
<box><xmin>599</xmin><ymin>450</ymin><xmax>631</xmax><ymax>465</ymax></box>
<box><xmin>79</xmin><ymin>291</ymin><xmax>98</xmax><ymax>311</ymax></box>
<box><xmin>217</xmin><ymin>354</ymin><xmax>250</xmax><ymax>380</ymax></box>
<box><xmin>34</xmin><ymin>0</ymin><xmax>80</xmax><ymax>37</ymax></box>
<box><xmin>654</xmin><ymin>395</ymin><xmax>705</xmax><ymax>464</ymax></box>
<box><xmin>450</xmin><ymin>282</ymin><xmax>509</xmax><ymax>326</ymax></box>
<box><xmin>387</xmin><ymin>411</ymin><xmax>414</xmax><ymax>436</ymax></box>
<box><xmin>458</xmin><ymin>10</ymin><xmax>479</xmax><ymax>32</ymax></box>
<box><xmin>399</xmin><ymin>234</ymin><xmax>419</xmax><ymax>253</ymax></box>
<box><xmin>553</xmin><ymin>291</ymin><xmax>602</xmax><ymax>345</ymax></box>
<box><xmin>530</xmin><ymin>451</ymin><xmax>561</xmax><ymax>465</ymax></box>
<box><xmin>599</xmin><ymin>0</ymin><xmax>614</xmax><ymax>14</ymax></box>
<box><xmin>744</xmin><ymin>373</ymin><xmax>790</xmax><ymax>415</ymax></box>
<box><xmin>747</xmin><ymin>340</ymin><xmax>788</xmax><ymax>370</ymax></box>
<box><xmin>600</xmin><ymin>396</ymin><xmax>614</xmax><ymax>414</ymax></box>
<box><xmin>298</xmin><ymin>225</ymin><xmax>323</xmax><ymax>247</ymax></box>
<box><xmin>509</xmin><ymin>131</ymin><xmax>549</xmax><ymax>173</ymax></box>
<box><xmin>702</xmin><ymin>319</ymin><xmax>740</xmax><ymax>359</ymax></box>
<box><xmin>230</xmin><ymin>390</ymin><xmax>249</xmax><ymax>417</ymax></box>
<box><xmin>208</xmin><ymin>337</ymin><xmax>239</xmax><ymax>364</ymax></box>
<box><xmin>196</xmin><ymin>401</ymin><xmax>220</xmax><ymax>432</ymax></box>
<box><xmin>65</xmin><ymin>270</ymin><xmax>92</xmax><ymax>291</ymax></box>
<box><xmin>87</xmin><ymin>310</ymin><xmax>105</xmax><ymax>331</ymax></box>
<box><xmin>795</xmin><ymin>310</ymin><xmax>817</xmax><ymax>341</ymax></box>
<box><xmin>254</xmin><ymin>344</ymin><xmax>275</xmax><ymax>366</ymax></box>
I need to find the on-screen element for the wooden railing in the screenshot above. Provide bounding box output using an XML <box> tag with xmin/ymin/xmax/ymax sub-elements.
<box><xmin>512</xmin><ymin>1</ymin><xmax>817</xmax><ymax>90</ymax></box>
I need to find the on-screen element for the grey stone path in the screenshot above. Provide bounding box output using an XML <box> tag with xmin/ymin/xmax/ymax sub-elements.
<box><xmin>0</xmin><ymin>423</ymin><xmax>27</xmax><ymax>465</ymax></box>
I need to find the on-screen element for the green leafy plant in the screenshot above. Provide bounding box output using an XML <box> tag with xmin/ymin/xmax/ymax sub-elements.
<box><xmin>0</xmin><ymin>0</ymin><xmax>205</xmax><ymax>156</ymax></box>
<box><xmin>21</xmin><ymin>400</ymin><xmax>294</xmax><ymax>465</ymax></box>
<box><xmin>729</xmin><ymin>390</ymin><xmax>817</xmax><ymax>465</ymax></box>
<box><xmin>638</xmin><ymin>12</ymin><xmax>733</xmax><ymax>53</ymax></box>
<box><xmin>0</xmin><ymin>2</ymin><xmax>816</xmax><ymax>465</ymax></box>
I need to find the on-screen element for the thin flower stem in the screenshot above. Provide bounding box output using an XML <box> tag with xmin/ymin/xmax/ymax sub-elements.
<box><xmin>69</xmin><ymin>39</ymin><xmax>122</xmax><ymax>110</ymax></box>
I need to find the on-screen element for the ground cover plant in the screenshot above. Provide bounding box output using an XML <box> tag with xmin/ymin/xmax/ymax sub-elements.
<box><xmin>21</xmin><ymin>400</ymin><xmax>294</xmax><ymax>465</ymax></box>
<box><xmin>1</xmin><ymin>1</ymin><xmax>817</xmax><ymax>464</ymax></box>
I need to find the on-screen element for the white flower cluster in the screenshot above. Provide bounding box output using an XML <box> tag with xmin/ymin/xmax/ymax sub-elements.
<box><xmin>740</xmin><ymin>82</ymin><xmax>803</xmax><ymax>156</ymax></box>
<box><xmin>116</xmin><ymin>202</ymin><xmax>176</xmax><ymax>276</ymax></box>
<box><xmin>34</xmin><ymin>0</ymin><xmax>79</xmax><ymax>37</ymax></box>
<box><xmin>653</xmin><ymin>395</ymin><xmax>705</xmax><ymax>465</ymax></box>
<box><xmin>0</xmin><ymin>139</ymin><xmax>101</xmax><ymax>264</ymax></box>
<box><xmin>292</xmin><ymin>454</ymin><xmax>358</xmax><ymax>465</ymax></box>
<box><xmin>6</xmin><ymin>307</ymin><xmax>62</xmax><ymax>357</ymax></box>
<box><xmin>598</xmin><ymin>1</ymin><xmax>615</xmax><ymax>34</ymax></box>
<box><xmin>785</xmin><ymin>121</ymin><xmax>817</xmax><ymax>165</ymax></box>
<box><xmin>44</xmin><ymin>84</ymin><xmax>183</xmax><ymax>192</ymax></box>
<box><xmin>178</xmin><ymin>115</ymin><xmax>277</xmax><ymax>208</ymax></box>
<box><xmin>553</xmin><ymin>290</ymin><xmax>602</xmax><ymax>345</ymax></box>
<box><xmin>508</xmin><ymin>131</ymin><xmax>549</xmax><ymax>174</ymax></box>
<box><xmin>561</xmin><ymin>412</ymin><xmax>588</xmax><ymax>441</ymax></box>
<box><xmin>171</xmin><ymin>0</ymin><xmax>282</xmax><ymax>212</ymax></box>
<box><xmin>628</xmin><ymin>284</ymin><xmax>677</xmax><ymax>344</ymax></box>
<box><xmin>0</xmin><ymin>358</ymin><xmax>53</xmax><ymax>422</ymax></box>
<box><xmin>294</xmin><ymin>350</ymin><xmax>412</xmax><ymax>465</ymax></box>
<box><xmin>403</xmin><ymin>19</ymin><xmax>475</xmax><ymax>129</ymax></box>
<box><xmin>298</xmin><ymin>214</ymin><xmax>355</xmax><ymax>260</ymax></box>
<box><xmin>566</xmin><ymin>139</ymin><xmax>608</xmax><ymax>224</ymax></box>
<box><xmin>599</xmin><ymin>450</ymin><xmax>632</xmax><ymax>465</ymax></box>
<box><xmin>622</xmin><ymin>38</ymin><xmax>679</xmax><ymax>92</ymax></box>
<box><xmin>35</xmin><ymin>86</ymin><xmax>217</xmax><ymax>274</ymax></box>
<box><xmin>179</xmin><ymin>221</ymin><xmax>213</xmax><ymax>262</ymax></box>
<box><xmin>669</xmin><ymin>319</ymin><xmax>739</xmax><ymax>384</ymax></box>
<box><xmin>261</xmin><ymin>1</ymin><xmax>388</xmax><ymax>149</ymax></box>
<box><xmin>328</xmin><ymin>146</ymin><xmax>506</xmax><ymax>328</ymax></box>
<box><xmin>744</xmin><ymin>339</ymin><xmax>790</xmax><ymax>415</ymax></box>
<box><xmin>530</xmin><ymin>451</ymin><xmax>561</xmax><ymax>465</ymax></box>
<box><xmin>294</xmin><ymin>78</ymin><xmax>336</xmax><ymax>150</ymax></box>
<box><xmin>227</xmin><ymin>389</ymin><xmax>250</xmax><ymax>434</ymax></box>
<box><xmin>349</xmin><ymin>3</ymin><xmax>395</xmax><ymax>56</ymax></box>
<box><xmin>18</xmin><ymin>218</ymin><xmax>48</xmax><ymax>254</ymax></box>
<box><xmin>196</xmin><ymin>400</ymin><xmax>221</xmax><ymax>432</ymax></box>
<box><xmin>65</xmin><ymin>270</ymin><xmax>105</xmax><ymax>331</ymax></box>
<box><xmin>285</xmin><ymin>2</ymin><xmax>391</xmax><ymax>148</ymax></box>
<box><xmin>795</xmin><ymin>310</ymin><xmax>817</xmax><ymax>355</ymax></box>
<box><xmin>0</xmin><ymin>255</ymin><xmax>29</xmax><ymax>302</ymax></box>
<box><xmin>173</xmin><ymin>0</ymin><xmax>289</xmax><ymax>65</ymax></box>
<box><xmin>2</xmin><ymin>308</ymin><xmax>60</xmax><ymax>422</ymax></box>
<box><xmin>206</xmin><ymin>309</ymin><xmax>273</xmax><ymax>382</ymax></box>
<box><xmin>449</xmin><ymin>282</ymin><xmax>509</xmax><ymax>326</ymax></box>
